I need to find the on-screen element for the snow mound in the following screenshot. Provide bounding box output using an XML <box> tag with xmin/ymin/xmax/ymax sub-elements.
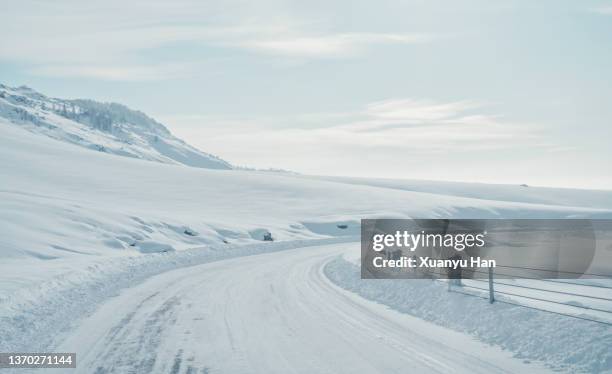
<box><xmin>136</xmin><ymin>241</ymin><xmax>175</xmax><ymax>253</ymax></box>
<box><xmin>301</xmin><ymin>220</ymin><xmax>361</xmax><ymax>237</ymax></box>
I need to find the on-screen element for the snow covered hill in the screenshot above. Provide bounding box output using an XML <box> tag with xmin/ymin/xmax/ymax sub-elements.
<box><xmin>0</xmin><ymin>83</ymin><xmax>231</xmax><ymax>169</ymax></box>
<box><xmin>2</xmin><ymin>119</ymin><xmax>611</xmax><ymax>263</ymax></box>
<box><xmin>2</xmin><ymin>113</ymin><xmax>612</xmax><ymax>264</ymax></box>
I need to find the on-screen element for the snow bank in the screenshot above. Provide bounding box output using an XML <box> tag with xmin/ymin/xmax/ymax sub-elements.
<box><xmin>324</xmin><ymin>257</ymin><xmax>612</xmax><ymax>373</ymax></box>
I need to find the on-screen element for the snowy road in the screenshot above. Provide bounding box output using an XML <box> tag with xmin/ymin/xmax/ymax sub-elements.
<box><xmin>55</xmin><ymin>243</ymin><xmax>550</xmax><ymax>374</ymax></box>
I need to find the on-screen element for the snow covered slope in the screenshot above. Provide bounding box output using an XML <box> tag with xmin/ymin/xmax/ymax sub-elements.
<box><xmin>0</xmin><ymin>84</ymin><xmax>231</xmax><ymax>169</ymax></box>
<box><xmin>309</xmin><ymin>175</ymin><xmax>612</xmax><ymax>211</ymax></box>
<box><xmin>2</xmin><ymin>118</ymin><xmax>612</xmax><ymax>264</ymax></box>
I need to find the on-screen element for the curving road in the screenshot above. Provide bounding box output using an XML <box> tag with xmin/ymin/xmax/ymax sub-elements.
<box><xmin>56</xmin><ymin>243</ymin><xmax>550</xmax><ymax>373</ymax></box>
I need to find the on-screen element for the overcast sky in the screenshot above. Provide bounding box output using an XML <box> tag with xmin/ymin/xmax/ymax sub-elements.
<box><xmin>1</xmin><ymin>0</ymin><xmax>611</xmax><ymax>189</ymax></box>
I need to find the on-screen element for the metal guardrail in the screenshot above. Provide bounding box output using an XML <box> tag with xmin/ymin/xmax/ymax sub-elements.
<box><xmin>425</xmin><ymin>265</ymin><xmax>612</xmax><ymax>326</ymax></box>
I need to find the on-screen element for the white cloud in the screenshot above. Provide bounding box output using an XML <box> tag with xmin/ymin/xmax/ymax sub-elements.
<box><xmin>365</xmin><ymin>99</ymin><xmax>479</xmax><ymax>122</ymax></box>
<box><xmin>240</xmin><ymin>33</ymin><xmax>433</xmax><ymax>57</ymax></box>
<box><xmin>29</xmin><ymin>63</ymin><xmax>193</xmax><ymax>81</ymax></box>
<box><xmin>0</xmin><ymin>0</ymin><xmax>436</xmax><ymax>80</ymax></box>
<box><xmin>160</xmin><ymin>98</ymin><xmax>546</xmax><ymax>170</ymax></box>
<box><xmin>590</xmin><ymin>6</ymin><xmax>612</xmax><ymax>14</ymax></box>
<box><xmin>156</xmin><ymin>98</ymin><xmax>581</xmax><ymax>186</ymax></box>
<box><xmin>2</xmin><ymin>27</ymin><xmax>433</xmax><ymax>80</ymax></box>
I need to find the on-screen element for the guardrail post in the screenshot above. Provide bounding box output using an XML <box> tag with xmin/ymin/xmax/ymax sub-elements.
<box><xmin>488</xmin><ymin>266</ymin><xmax>495</xmax><ymax>303</ymax></box>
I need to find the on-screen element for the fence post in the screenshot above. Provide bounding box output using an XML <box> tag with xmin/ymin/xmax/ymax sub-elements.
<box><xmin>488</xmin><ymin>266</ymin><xmax>495</xmax><ymax>303</ymax></box>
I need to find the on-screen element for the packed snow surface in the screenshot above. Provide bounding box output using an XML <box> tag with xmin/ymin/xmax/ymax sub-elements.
<box><xmin>13</xmin><ymin>243</ymin><xmax>553</xmax><ymax>374</ymax></box>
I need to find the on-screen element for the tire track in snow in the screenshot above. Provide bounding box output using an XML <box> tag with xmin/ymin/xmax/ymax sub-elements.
<box><xmin>54</xmin><ymin>243</ymin><xmax>553</xmax><ymax>374</ymax></box>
